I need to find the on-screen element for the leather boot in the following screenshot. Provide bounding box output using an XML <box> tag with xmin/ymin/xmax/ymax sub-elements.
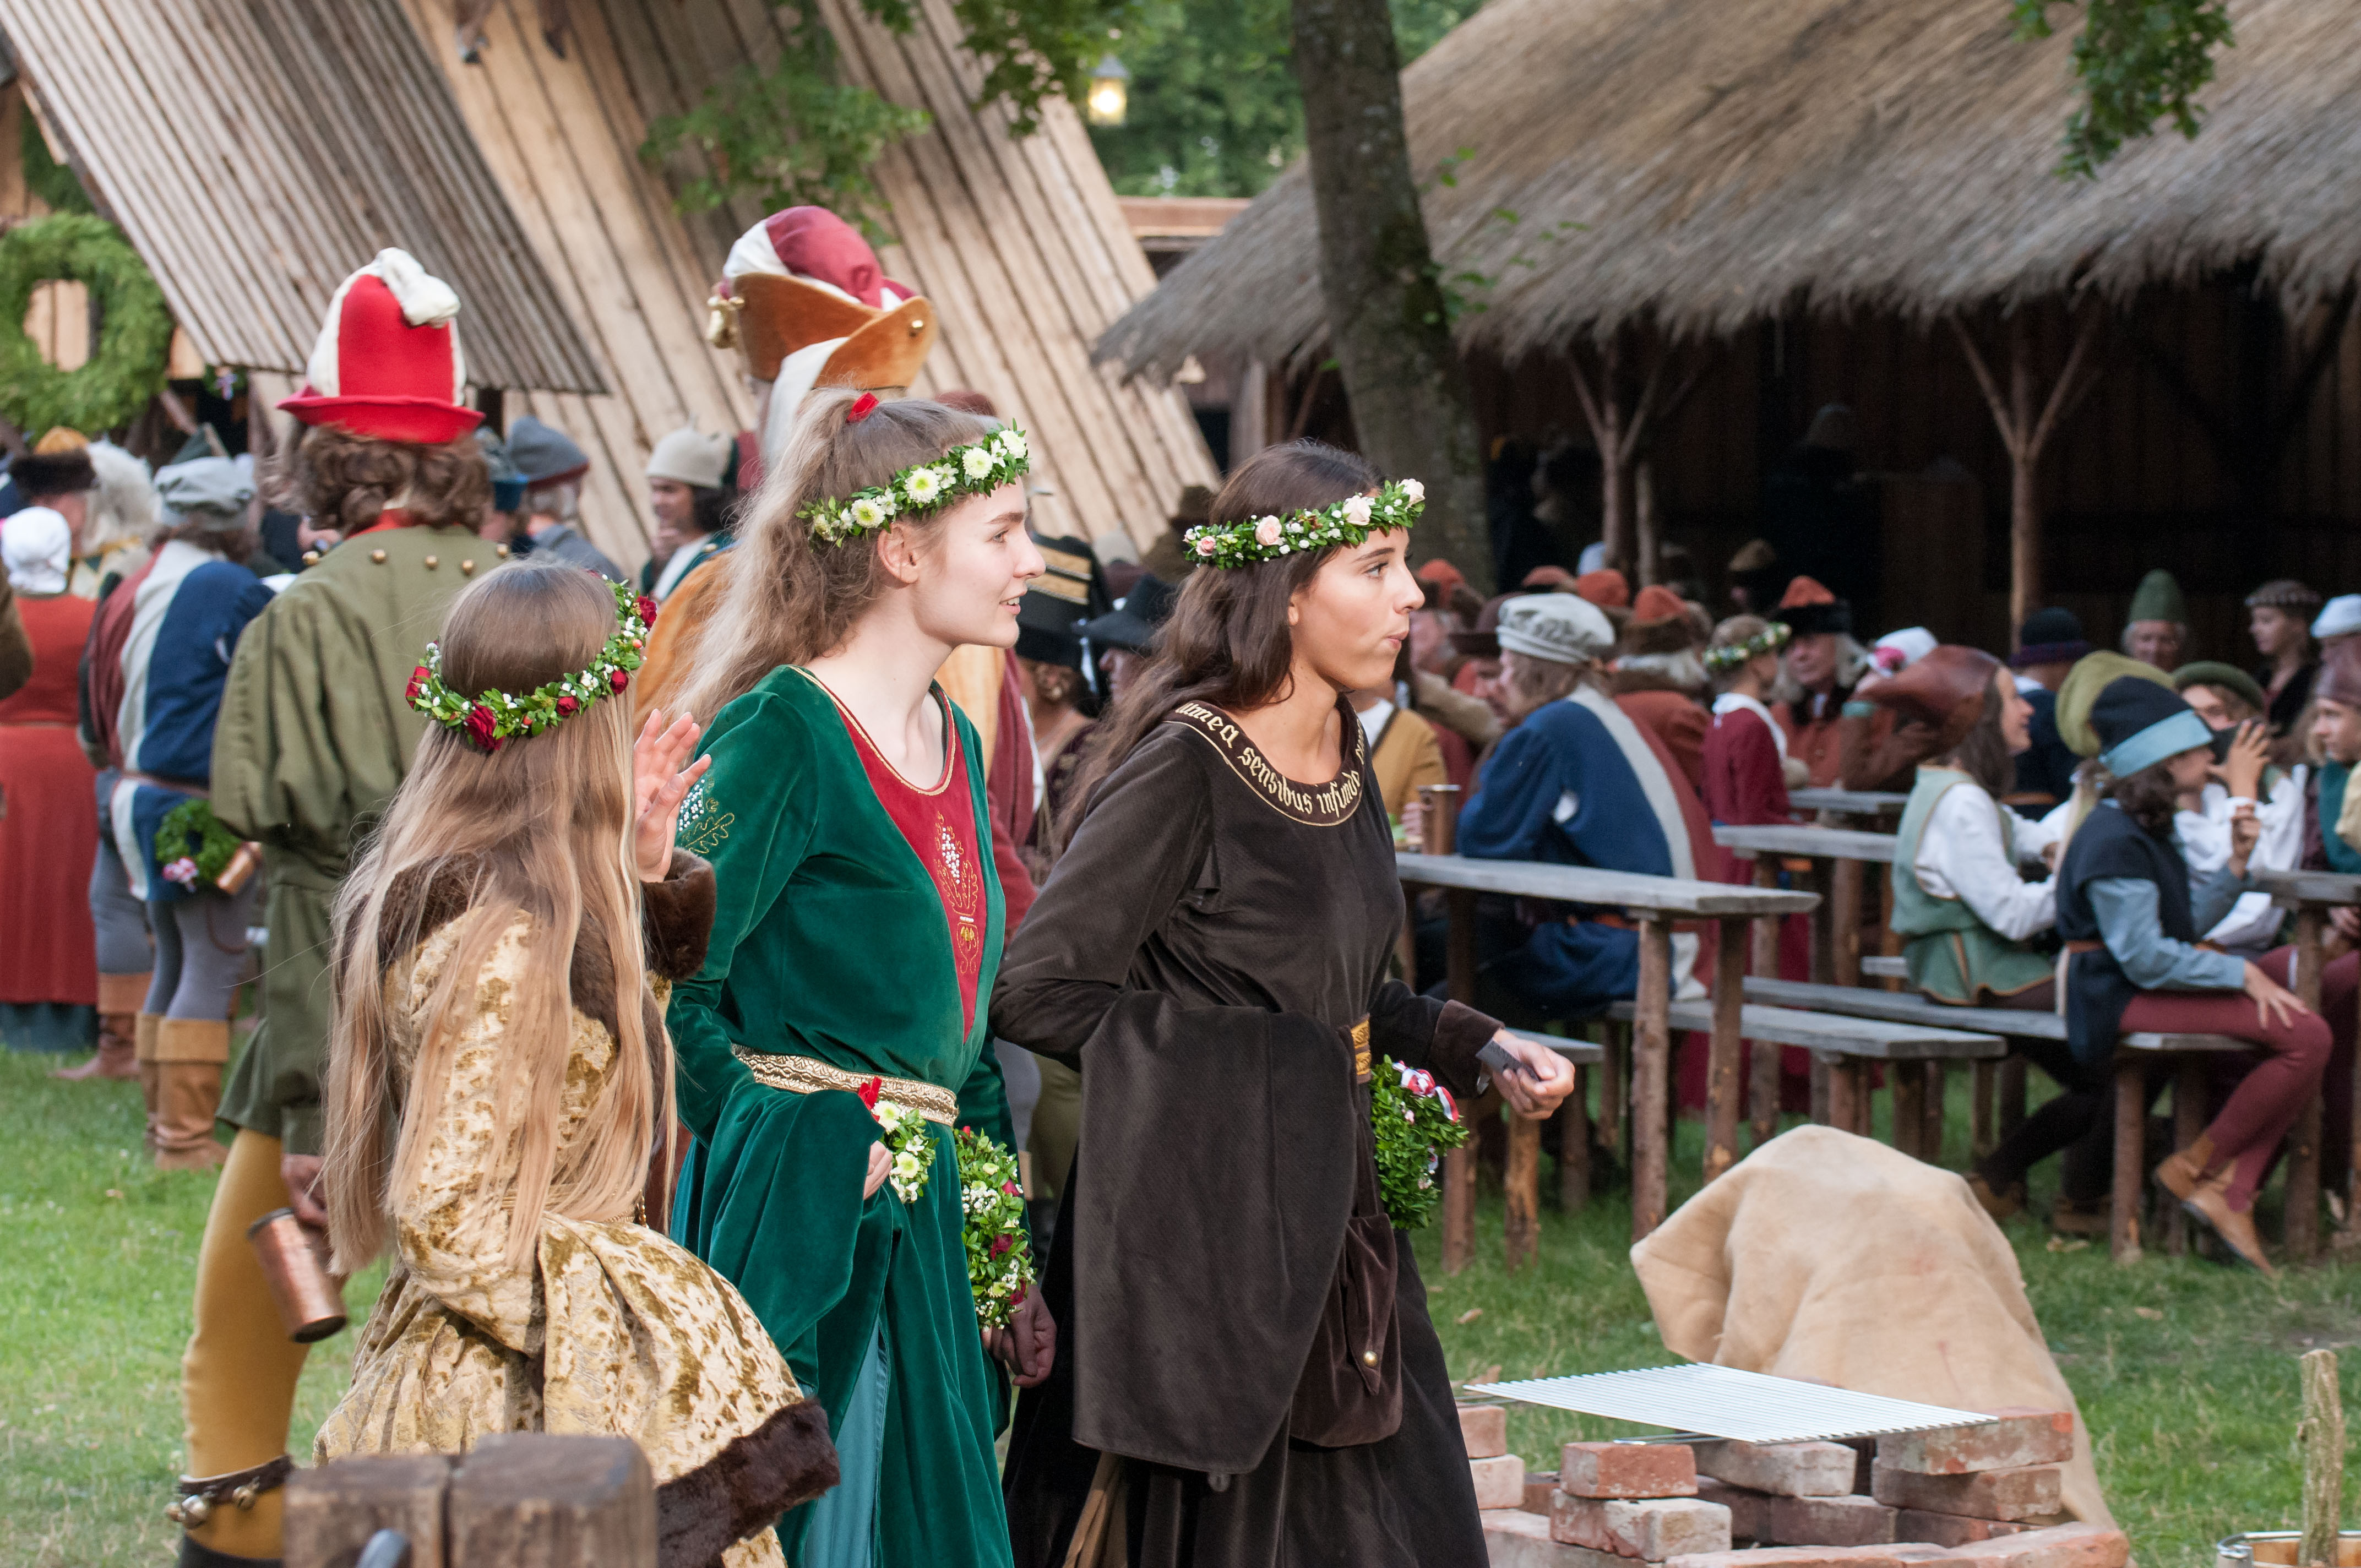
<box><xmin>2152</xmin><ymin>1133</ymin><xmax>2218</xmax><ymax>1201</ymax></box>
<box><xmin>1966</xmin><ymin>1171</ymin><xmax>2023</xmax><ymax>1222</ymax></box>
<box><xmin>154</xmin><ymin>1019</ymin><xmax>230</xmax><ymax>1172</ymax></box>
<box><xmin>136</xmin><ymin>1012</ymin><xmax>164</xmax><ymax>1154</ymax></box>
<box><xmin>2178</xmin><ymin>1167</ymin><xmax>2276</xmax><ymax>1277</ymax></box>
<box><xmin>53</xmin><ymin>1012</ymin><xmax>140</xmax><ymax>1081</ymax></box>
<box><xmin>2049</xmin><ymin>1196</ymin><xmax>2110</xmax><ymax>1235</ymax></box>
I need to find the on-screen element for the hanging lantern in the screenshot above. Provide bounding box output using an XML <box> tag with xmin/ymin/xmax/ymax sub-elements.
<box><xmin>1086</xmin><ymin>55</ymin><xmax>1131</xmax><ymax>127</ymax></box>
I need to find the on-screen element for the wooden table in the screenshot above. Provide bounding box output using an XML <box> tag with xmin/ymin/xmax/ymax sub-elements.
<box><xmin>2250</xmin><ymin>867</ymin><xmax>2361</xmax><ymax>1258</ymax></box>
<box><xmin>1789</xmin><ymin>786</ymin><xmax>1909</xmax><ymax>819</ymax></box>
<box><xmin>1395</xmin><ymin>852</ymin><xmax>1816</xmax><ymax>1264</ymax></box>
<box><xmin>1712</xmin><ymin>824</ymin><xmax>1900</xmax><ymax>1128</ymax></box>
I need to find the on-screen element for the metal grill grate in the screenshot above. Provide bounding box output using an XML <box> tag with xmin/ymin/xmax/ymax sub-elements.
<box><xmin>1474</xmin><ymin>1364</ymin><xmax>1994</xmax><ymax>1444</ymax></box>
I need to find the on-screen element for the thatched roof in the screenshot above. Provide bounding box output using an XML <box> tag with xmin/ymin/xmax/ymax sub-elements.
<box><xmin>1099</xmin><ymin>0</ymin><xmax>2361</xmax><ymax>377</ymax></box>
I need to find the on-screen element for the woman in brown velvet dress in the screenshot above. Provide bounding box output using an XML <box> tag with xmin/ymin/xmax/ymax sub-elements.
<box><xmin>993</xmin><ymin>443</ymin><xmax>1573</xmax><ymax>1568</ymax></box>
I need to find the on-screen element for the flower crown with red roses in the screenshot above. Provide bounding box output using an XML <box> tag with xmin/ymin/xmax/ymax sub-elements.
<box><xmin>1180</xmin><ymin>478</ymin><xmax>1424</xmax><ymax>569</ymax></box>
<box><xmin>405</xmin><ymin>574</ymin><xmax>654</xmax><ymax>753</ymax></box>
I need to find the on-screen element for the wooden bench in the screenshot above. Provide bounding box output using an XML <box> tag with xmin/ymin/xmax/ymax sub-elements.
<box><xmin>1789</xmin><ymin>786</ymin><xmax>1910</xmax><ymax>819</ymax></box>
<box><xmin>1742</xmin><ymin>975</ymin><xmax>2253</xmax><ymax>1261</ymax></box>
<box><xmin>1604</xmin><ymin>995</ymin><xmax>2002</xmax><ymax>1164</ymax></box>
<box><xmin>1396</xmin><ymin>850</ymin><xmax>1817</xmax><ymax>1260</ymax></box>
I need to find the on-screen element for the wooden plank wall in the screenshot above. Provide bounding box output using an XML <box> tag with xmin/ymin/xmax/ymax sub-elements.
<box><xmin>1454</xmin><ymin>276</ymin><xmax>2361</xmax><ymax>664</ymax></box>
<box><xmin>399</xmin><ymin>0</ymin><xmax>758</xmax><ymax>574</ymax></box>
<box><xmin>590</xmin><ymin>0</ymin><xmax>1218</xmax><ymax>556</ymax></box>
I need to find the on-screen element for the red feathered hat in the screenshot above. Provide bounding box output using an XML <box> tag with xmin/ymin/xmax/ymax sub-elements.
<box><xmin>280</xmin><ymin>249</ymin><xmax>483</xmax><ymax>445</ymax></box>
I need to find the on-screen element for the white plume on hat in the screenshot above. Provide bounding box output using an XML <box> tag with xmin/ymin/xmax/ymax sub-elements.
<box><xmin>1497</xmin><ymin>593</ymin><xmax>1616</xmax><ymax>665</ymax></box>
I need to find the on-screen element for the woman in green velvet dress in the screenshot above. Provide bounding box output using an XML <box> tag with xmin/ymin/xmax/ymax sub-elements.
<box><xmin>666</xmin><ymin>390</ymin><xmax>1057</xmax><ymax>1568</ymax></box>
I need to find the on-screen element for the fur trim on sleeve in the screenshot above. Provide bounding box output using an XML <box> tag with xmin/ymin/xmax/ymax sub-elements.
<box><xmin>641</xmin><ymin>850</ymin><xmax>716</xmax><ymax>982</ymax></box>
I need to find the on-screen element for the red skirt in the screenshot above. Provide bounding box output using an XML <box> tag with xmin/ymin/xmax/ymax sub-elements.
<box><xmin>0</xmin><ymin>724</ymin><xmax>99</xmax><ymax>1005</ymax></box>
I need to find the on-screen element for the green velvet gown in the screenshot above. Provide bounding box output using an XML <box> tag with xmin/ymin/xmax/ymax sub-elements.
<box><xmin>667</xmin><ymin>665</ymin><xmax>1016</xmax><ymax>1568</ymax></box>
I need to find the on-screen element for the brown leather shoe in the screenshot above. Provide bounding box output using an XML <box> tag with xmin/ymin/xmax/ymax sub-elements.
<box><xmin>53</xmin><ymin>1014</ymin><xmax>139</xmax><ymax>1081</ymax></box>
<box><xmin>2049</xmin><ymin>1196</ymin><xmax>2110</xmax><ymax>1235</ymax></box>
<box><xmin>153</xmin><ymin>1020</ymin><xmax>230</xmax><ymax>1172</ymax></box>
<box><xmin>2153</xmin><ymin>1134</ymin><xmax>2219</xmax><ymax>1202</ymax></box>
<box><xmin>1967</xmin><ymin>1172</ymin><xmax>2025</xmax><ymax>1222</ymax></box>
<box><xmin>2177</xmin><ymin>1169</ymin><xmax>2276</xmax><ymax>1277</ymax></box>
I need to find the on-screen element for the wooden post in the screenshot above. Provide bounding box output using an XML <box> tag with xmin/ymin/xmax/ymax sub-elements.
<box><xmin>1922</xmin><ymin>1061</ymin><xmax>1947</xmax><ymax>1165</ymax></box>
<box><xmin>2288</xmin><ymin>910</ymin><xmax>2326</xmax><ymax>1260</ymax></box>
<box><xmin>1892</xmin><ymin>1063</ymin><xmax>1925</xmax><ymax>1161</ymax></box>
<box><xmin>1807</xmin><ymin>861</ymin><xmax>1835</xmax><ymax>1123</ymax></box>
<box><xmin>1830</xmin><ymin>858</ymin><xmax>1864</xmax><ymax>988</ymax></box>
<box><xmin>1441</xmin><ymin>886</ymin><xmax>1479</xmax><ymax>1276</ymax></box>
<box><xmin>1568</xmin><ymin>333</ymin><xmax>1708</xmax><ymax>578</ymax></box>
<box><xmin>2166</xmin><ymin>1057</ymin><xmax>2208</xmax><ymax>1256</ymax></box>
<box><xmin>1598</xmin><ymin>1021</ymin><xmax>1626</xmax><ymax>1158</ymax></box>
<box><xmin>1560</xmin><ymin>1062</ymin><xmax>1590</xmax><ymax>1215</ymax></box>
<box><xmin>285</xmin><ymin>1455</ymin><xmax>453</xmax><ymax>1568</ymax></box>
<box><xmin>2299</xmin><ymin>1349</ymin><xmax>2346</xmax><ymax>1568</ymax></box>
<box><xmin>1505</xmin><ymin>1109</ymin><xmax>1541</xmax><ymax>1271</ymax></box>
<box><xmin>1749</xmin><ymin>861</ymin><xmax>1782</xmax><ymax>1147</ymax></box>
<box><xmin>1821</xmin><ymin>1052</ymin><xmax>1856</xmax><ymax>1134</ymax></box>
<box><xmin>447</xmin><ymin>1434</ymin><xmax>656</xmax><ymax>1568</ymax></box>
<box><xmin>1704</xmin><ymin>917</ymin><xmax>1747</xmax><ymax>1182</ymax></box>
<box><xmin>1631</xmin><ymin>919</ymin><xmax>1673</xmax><ymax>1239</ymax></box>
<box><xmin>1971</xmin><ymin>1060</ymin><xmax>1998</xmax><ymax>1158</ymax></box>
<box><xmin>2111</xmin><ymin>1059</ymin><xmax>2145</xmax><ymax>1264</ymax></box>
<box><xmin>1951</xmin><ymin>309</ymin><xmax>2103</xmax><ymax>636</ymax></box>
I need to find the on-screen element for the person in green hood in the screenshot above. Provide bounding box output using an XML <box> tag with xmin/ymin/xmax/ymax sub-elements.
<box><xmin>2121</xmin><ymin>568</ymin><xmax>2189</xmax><ymax>671</ymax></box>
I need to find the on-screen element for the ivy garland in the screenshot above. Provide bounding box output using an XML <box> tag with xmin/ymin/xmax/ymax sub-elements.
<box><xmin>0</xmin><ymin>214</ymin><xmax>172</xmax><ymax>437</ymax></box>
<box><xmin>155</xmin><ymin>798</ymin><xmax>241</xmax><ymax>891</ymax></box>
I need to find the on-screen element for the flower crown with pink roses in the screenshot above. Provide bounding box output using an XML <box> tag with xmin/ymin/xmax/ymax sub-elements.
<box><xmin>405</xmin><ymin>574</ymin><xmax>654</xmax><ymax>753</ymax></box>
<box><xmin>1182</xmin><ymin>478</ymin><xmax>1424</xmax><ymax>569</ymax></box>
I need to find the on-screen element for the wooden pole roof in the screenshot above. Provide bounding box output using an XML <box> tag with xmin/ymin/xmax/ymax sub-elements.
<box><xmin>0</xmin><ymin>0</ymin><xmax>607</xmax><ymax>393</ymax></box>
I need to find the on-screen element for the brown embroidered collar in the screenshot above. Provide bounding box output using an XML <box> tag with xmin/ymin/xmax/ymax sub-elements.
<box><xmin>1167</xmin><ymin>699</ymin><xmax>1366</xmax><ymax>827</ymax></box>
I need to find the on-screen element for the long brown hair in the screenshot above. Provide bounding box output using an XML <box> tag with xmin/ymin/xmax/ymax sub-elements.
<box><xmin>270</xmin><ymin>423</ymin><xmax>491</xmax><ymax>534</ymax></box>
<box><xmin>676</xmin><ymin>390</ymin><xmax>991</xmax><ymax>721</ymax></box>
<box><xmin>1066</xmin><ymin>440</ymin><xmax>1383</xmax><ymax>821</ymax></box>
<box><xmin>2106</xmin><ymin>759</ymin><xmax>2184</xmax><ymax>837</ymax></box>
<box><xmin>325</xmin><ymin>564</ymin><xmax>658</xmax><ymax>1274</ymax></box>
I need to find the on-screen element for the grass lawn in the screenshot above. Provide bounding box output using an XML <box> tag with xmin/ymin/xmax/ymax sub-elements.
<box><xmin>3</xmin><ymin>1049</ymin><xmax>2355</xmax><ymax>1567</ymax></box>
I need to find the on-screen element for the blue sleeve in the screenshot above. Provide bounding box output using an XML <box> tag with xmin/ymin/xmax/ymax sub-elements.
<box><xmin>1455</xmin><ymin>721</ymin><xmax>1566</xmax><ymax>862</ymax></box>
<box><xmin>2088</xmin><ymin>877</ymin><xmax>2246</xmax><ymax>991</ymax></box>
<box><xmin>1457</xmin><ymin>705</ymin><xmax>1675</xmax><ymax>876</ymax></box>
<box><xmin>2185</xmin><ymin>858</ymin><xmax>2253</xmax><ymax>935</ymax></box>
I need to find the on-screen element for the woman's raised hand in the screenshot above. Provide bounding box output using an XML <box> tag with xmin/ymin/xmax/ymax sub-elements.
<box><xmin>632</xmin><ymin>709</ymin><xmax>710</xmax><ymax>881</ymax></box>
<box><xmin>2213</xmin><ymin>720</ymin><xmax>2271</xmax><ymax>802</ymax></box>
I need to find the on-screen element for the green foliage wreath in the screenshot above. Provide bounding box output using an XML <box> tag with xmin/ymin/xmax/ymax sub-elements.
<box><xmin>0</xmin><ymin>213</ymin><xmax>172</xmax><ymax>436</ymax></box>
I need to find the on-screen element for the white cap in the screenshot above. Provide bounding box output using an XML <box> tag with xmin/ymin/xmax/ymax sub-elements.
<box><xmin>1497</xmin><ymin>593</ymin><xmax>1616</xmax><ymax>665</ymax></box>
<box><xmin>646</xmin><ymin>426</ymin><xmax>733</xmax><ymax>490</ymax></box>
<box><xmin>3</xmin><ymin>505</ymin><xmax>73</xmax><ymax>594</ymax></box>
<box><xmin>1873</xmin><ymin>626</ymin><xmax>1937</xmax><ymax>670</ymax></box>
<box><xmin>2315</xmin><ymin>595</ymin><xmax>2361</xmax><ymax>641</ymax></box>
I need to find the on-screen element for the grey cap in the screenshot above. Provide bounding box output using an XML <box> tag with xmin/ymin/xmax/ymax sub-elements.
<box><xmin>155</xmin><ymin>456</ymin><xmax>255</xmax><ymax>529</ymax></box>
<box><xmin>1497</xmin><ymin>593</ymin><xmax>1615</xmax><ymax>665</ymax></box>
<box><xmin>507</xmin><ymin>415</ymin><xmax>589</xmax><ymax>484</ymax></box>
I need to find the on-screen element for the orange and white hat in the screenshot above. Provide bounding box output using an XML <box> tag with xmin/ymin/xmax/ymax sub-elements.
<box><xmin>280</xmin><ymin>249</ymin><xmax>484</xmax><ymax>445</ymax></box>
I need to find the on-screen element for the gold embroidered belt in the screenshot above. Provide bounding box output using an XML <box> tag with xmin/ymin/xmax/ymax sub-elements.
<box><xmin>733</xmin><ymin>1048</ymin><xmax>960</xmax><ymax>1126</ymax></box>
<box><xmin>1351</xmin><ymin>1017</ymin><xmax>1371</xmax><ymax>1084</ymax></box>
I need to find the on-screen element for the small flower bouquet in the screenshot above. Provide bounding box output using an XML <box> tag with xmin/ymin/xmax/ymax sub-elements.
<box><xmin>857</xmin><ymin>1077</ymin><xmax>934</xmax><ymax>1205</ymax></box>
<box><xmin>1372</xmin><ymin>1057</ymin><xmax>1470</xmax><ymax>1229</ymax></box>
<box><xmin>955</xmin><ymin>1126</ymin><xmax>1036</xmax><ymax>1329</ymax></box>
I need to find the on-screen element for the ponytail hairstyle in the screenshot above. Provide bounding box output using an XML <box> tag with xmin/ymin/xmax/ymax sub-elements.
<box><xmin>325</xmin><ymin>563</ymin><xmax>657</xmax><ymax>1275</ymax></box>
<box><xmin>1064</xmin><ymin>440</ymin><xmax>1383</xmax><ymax>823</ymax></box>
<box><xmin>675</xmin><ymin>390</ymin><xmax>992</xmax><ymax>722</ymax></box>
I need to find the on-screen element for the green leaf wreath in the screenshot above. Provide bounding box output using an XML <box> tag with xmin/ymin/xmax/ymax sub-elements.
<box><xmin>956</xmin><ymin>1127</ymin><xmax>1036</xmax><ymax>1329</ymax></box>
<box><xmin>0</xmin><ymin>213</ymin><xmax>172</xmax><ymax>435</ymax></box>
<box><xmin>1372</xmin><ymin>1057</ymin><xmax>1470</xmax><ymax>1230</ymax></box>
<box><xmin>154</xmin><ymin>798</ymin><xmax>240</xmax><ymax>892</ymax></box>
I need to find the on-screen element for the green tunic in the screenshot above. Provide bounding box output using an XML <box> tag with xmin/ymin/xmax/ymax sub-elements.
<box><xmin>208</xmin><ymin>524</ymin><xmax>478</xmax><ymax>1153</ymax></box>
<box><xmin>666</xmin><ymin>665</ymin><xmax>1014</xmax><ymax>1568</ymax></box>
<box><xmin>1889</xmin><ymin>767</ymin><xmax>2053</xmax><ymax>1005</ymax></box>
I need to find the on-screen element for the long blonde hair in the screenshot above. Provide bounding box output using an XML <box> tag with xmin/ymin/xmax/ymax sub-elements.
<box><xmin>676</xmin><ymin>389</ymin><xmax>990</xmax><ymax>721</ymax></box>
<box><xmin>325</xmin><ymin>564</ymin><xmax>661</xmax><ymax>1274</ymax></box>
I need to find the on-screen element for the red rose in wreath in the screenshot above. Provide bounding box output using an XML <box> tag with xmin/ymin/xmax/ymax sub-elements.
<box><xmin>556</xmin><ymin>694</ymin><xmax>580</xmax><ymax>717</ymax></box>
<box><xmin>464</xmin><ymin>705</ymin><xmax>503</xmax><ymax>752</ymax></box>
<box><xmin>637</xmin><ymin>595</ymin><xmax>659</xmax><ymax>625</ymax></box>
<box><xmin>608</xmin><ymin>668</ymin><xmax>630</xmax><ymax>694</ymax></box>
<box><xmin>405</xmin><ymin>665</ymin><xmax>430</xmax><ymax>702</ymax></box>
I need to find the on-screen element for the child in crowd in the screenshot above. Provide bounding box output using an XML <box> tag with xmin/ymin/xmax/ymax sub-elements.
<box><xmin>1700</xmin><ymin>615</ymin><xmax>1796</xmax><ymax>883</ymax></box>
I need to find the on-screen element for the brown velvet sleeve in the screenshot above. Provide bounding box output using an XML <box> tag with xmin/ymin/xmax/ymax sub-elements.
<box><xmin>643</xmin><ymin>849</ymin><xmax>717</xmax><ymax>982</ymax></box>
<box><xmin>1367</xmin><ymin>979</ymin><xmax>1498</xmax><ymax>1102</ymax></box>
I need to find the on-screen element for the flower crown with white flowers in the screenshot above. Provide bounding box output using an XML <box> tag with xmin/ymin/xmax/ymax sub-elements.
<box><xmin>1182</xmin><ymin>478</ymin><xmax>1424</xmax><ymax>569</ymax></box>
<box><xmin>798</xmin><ymin>426</ymin><xmax>1033</xmax><ymax>546</ymax></box>
<box><xmin>1702</xmin><ymin>619</ymin><xmax>1792</xmax><ymax>674</ymax></box>
<box><xmin>405</xmin><ymin>574</ymin><xmax>652</xmax><ymax>753</ymax></box>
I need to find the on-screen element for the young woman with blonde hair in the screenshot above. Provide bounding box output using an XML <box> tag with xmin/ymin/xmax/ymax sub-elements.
<box><xmin>316</xmin><ymin>562</ymin><xmax>836</xmax><ymax>1567</ymax></box>
<box><xmin>665</xmin><ymin>389</ymin><xmax>1049</xmax><ymax>1568</ymax></box>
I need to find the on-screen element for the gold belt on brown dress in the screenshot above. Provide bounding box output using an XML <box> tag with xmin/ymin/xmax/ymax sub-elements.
<box><xmin>731</xmin><ymin>1047</ymin><xmax>960</xmax><ymax>1125</ymax></box>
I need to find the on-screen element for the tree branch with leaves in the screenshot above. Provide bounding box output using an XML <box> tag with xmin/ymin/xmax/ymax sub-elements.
<box><xmin>2013</xmin><ymin>0</ymin><xmax>2233</xmax><ymax>178</ymax></box>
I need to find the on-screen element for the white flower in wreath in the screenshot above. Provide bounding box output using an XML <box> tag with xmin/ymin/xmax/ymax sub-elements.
<box><xmin>998</xmin><ymin>429</ymin><xmax>1028</xmax><ymax>461</ymax></box>
<box><xmin>1399</xmin><ymin>478</ymin><xmax>1425</xmax><ymax>504</ymax></box>
<box><xmin>961</xmin><ymin>446</ymin><xmax>996</xmax><ymax>481</ymax></box>
<box><xmin>1341</xmin><ymin>494</ymin><xmax>1374</xmax><ymax>529</ymax></box>
<box><xmin>851</xmin><ymin>496</ymin><xmax>894</xmax><ymax>531</ymax></box>
<box><xmin>904</xmin><ymin>466</ymin><xmax>946</xmax><ymax>506</ymax></box>
<box><xmin>1254</xmin><ymin>516</ymin><xmax>1284</xmax><ymax>548</ymax></box>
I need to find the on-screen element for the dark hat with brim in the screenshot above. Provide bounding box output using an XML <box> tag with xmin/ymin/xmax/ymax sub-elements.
<box><xmin>10</xmin><ymin>449</ymin><xmax>97</xmax><ymax>499</ymax></box>
<box><xmin>2170</xmin><ymin>661</ymin><xmax>2269</xmax><ymax>718</ymax></box>
<box><xmin>1449</xmin><ymin>591</ymin><xmax>1524</xmax><ymax>657</ymax></box>
<box><xmin>2010</xmin><ymin>606</ymin><xmax>2092</xmax><ymax>669</ymax></box>
<box><xmin>1081</xmin><ymin>573</ymin><xmax>1178</xmax><ymax>655</ymax></box>
<box><xmin>1772</xmin><ymin>575</ymin><xmax>1852</xmax><ymax>637</ymax></box>
<box><xmin>1863</xmin><ymin>645</ymin><xmax>2000</xmax><ymax>756</ymax></box>
<box><xmin>1018</xmin><ymin>533</ymin><xmax>1108</xmax><ymax>669</ymax></box>
<box><xmin>2092</xmin><ymin>675</ymin><xmax>2218</xmax><ymax>777</ymax></box>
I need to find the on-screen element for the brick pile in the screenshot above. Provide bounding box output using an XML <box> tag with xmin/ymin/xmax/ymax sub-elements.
<box><xmin>1475</xmin><ymin>1407</ymin><xmax>2126</xmax><ymax>1568</ymax></box>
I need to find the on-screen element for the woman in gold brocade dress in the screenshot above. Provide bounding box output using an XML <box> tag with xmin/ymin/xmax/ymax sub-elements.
<box><xmin>314</xmin><ymin>565</ymin><xmax>837</xmax><ymax>1568</ymax></box>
